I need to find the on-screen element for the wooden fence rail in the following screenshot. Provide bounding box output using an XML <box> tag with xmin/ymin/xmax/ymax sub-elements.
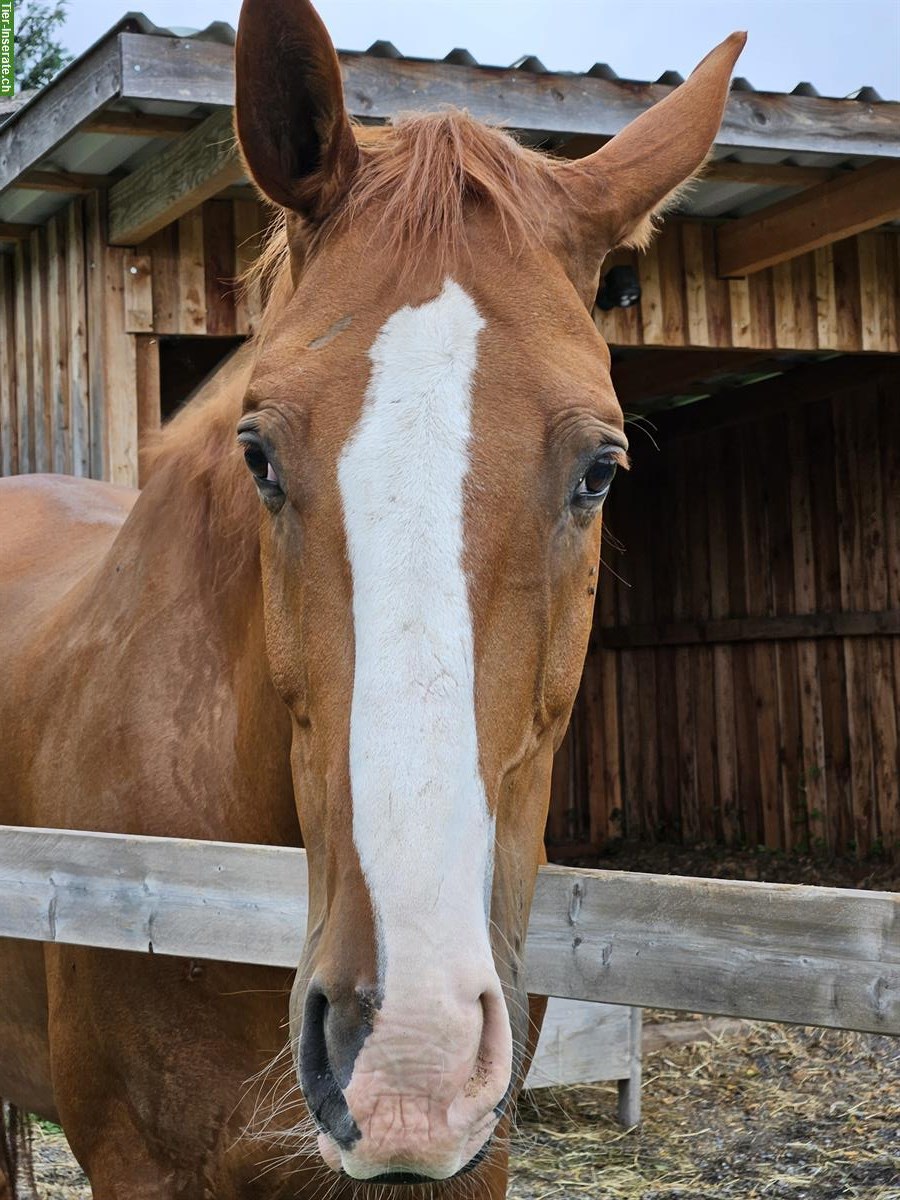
<box><xmin>0</xmin><ymin>825</ymin><xmax>897</xmax><ymax>1035</ymax></box>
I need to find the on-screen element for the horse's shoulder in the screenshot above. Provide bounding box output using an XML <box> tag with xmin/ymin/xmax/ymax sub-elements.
<box><xmin>0</xmin><ymin>474</ymin><xmax>136</xmax><ymax>630</ymax></box>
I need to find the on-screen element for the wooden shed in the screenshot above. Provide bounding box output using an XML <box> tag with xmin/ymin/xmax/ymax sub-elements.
<box><xmin>1</xmin><ymin>16</ymin><xmax>898</xmax><ymax>859</ymax></box>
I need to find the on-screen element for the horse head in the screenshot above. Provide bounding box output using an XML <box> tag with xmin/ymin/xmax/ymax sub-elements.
<box><xmin>232</xmin><ymin>0</ymin><xmax>743</xmax><ymax>1182</ymax></box>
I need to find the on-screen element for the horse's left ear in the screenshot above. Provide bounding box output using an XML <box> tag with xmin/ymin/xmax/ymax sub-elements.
<box><xmin>558</xmin><ymin>32</ymin><xmax>746</xmax><ymax>298</ymax></box>
<box><xmin>234</xmin><ymin>0</ymin><xmax>360</xmax><ymax>221</ymax></box>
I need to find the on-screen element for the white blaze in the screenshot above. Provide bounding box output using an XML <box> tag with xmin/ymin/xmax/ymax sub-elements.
<box><xmin>338</xmin><ymin>279</ymin><xmax>494</xmax><ymax>996</ymax></box>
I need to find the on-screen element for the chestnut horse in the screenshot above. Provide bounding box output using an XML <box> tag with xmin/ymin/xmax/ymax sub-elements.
<box><xmin>0</xmin><ymin>2</ymin><xmax>743</xmax><ymax>1195</ymax></box>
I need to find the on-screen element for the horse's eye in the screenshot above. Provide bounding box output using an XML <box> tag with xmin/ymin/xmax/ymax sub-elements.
<box><xmin>238</xmin><ymin>433</ymin><xmax>284</xmax><ymax>506</ymax></box>
<box><xmin>574</xmin><ymin>455</ymin><xmax>617</xmax><ymax>506</ymax></box>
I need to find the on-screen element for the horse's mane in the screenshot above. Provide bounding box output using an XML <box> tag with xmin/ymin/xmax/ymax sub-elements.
<box><xmin>139</xmin><ymin>345</ymin><xmax>261</xmax><ymax>591</ymax></box>
<box><xmin>246</xmin><ymin>110</ymin><xmax>576</xmax><ymax>339</ymax></box>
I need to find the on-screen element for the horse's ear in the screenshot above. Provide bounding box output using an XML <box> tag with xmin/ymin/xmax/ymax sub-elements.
<box><xmin>234</xmin><ymin>0</ymin><xmax>360</xmax><ymax>221</ymax></box>
<box><xmin>559</xmin><ymin>32</ymin><xmax>745</xmax><ymax>293</ymax></box>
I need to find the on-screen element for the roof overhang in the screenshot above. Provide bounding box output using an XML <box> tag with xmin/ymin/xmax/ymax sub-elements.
<box><xmin>1</xmin><ymin>14</ymin><xmax>898</xmax><ymax>274</ymax></box>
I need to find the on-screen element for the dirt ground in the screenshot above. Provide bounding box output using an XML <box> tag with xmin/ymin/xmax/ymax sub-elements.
<box><xmin>21</xmin><ymin>844</ymin><xmax>900</xmax><ymax>1199</ymax></box>
<box><xmin>580</xmin><ymin>839</ymin><xmax>900</xmax><ymax>893</ymax></box>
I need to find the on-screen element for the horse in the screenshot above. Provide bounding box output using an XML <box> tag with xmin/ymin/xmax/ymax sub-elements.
<box><xmin>0</xmin><ymin>1</ymin><xmax>743</xmax><ymax>1194</ymax></box>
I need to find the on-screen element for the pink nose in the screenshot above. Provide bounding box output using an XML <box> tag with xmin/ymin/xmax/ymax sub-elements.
<box><xmin>303</xmin><ymin>972</ymin><xmax>513</xmax><ymax>1181</ymax></box>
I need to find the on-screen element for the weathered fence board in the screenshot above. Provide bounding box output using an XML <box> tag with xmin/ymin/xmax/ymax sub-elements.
<box><xmin>0</xmin><ymin>826</ymin><xmax>896</xmax><ymax>1035</ymax></box>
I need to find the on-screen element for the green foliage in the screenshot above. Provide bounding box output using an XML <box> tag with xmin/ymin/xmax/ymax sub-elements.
<box><xmin>14</xmin><ymin>0</ymin><xmax>72</xmax><ymax>92</ymax></box>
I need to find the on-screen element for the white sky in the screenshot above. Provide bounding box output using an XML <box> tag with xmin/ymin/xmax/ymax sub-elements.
<box><xmin>62</xmin><ymin>0</ymin><xmax>900</xmax><ymax>100</ymax></box>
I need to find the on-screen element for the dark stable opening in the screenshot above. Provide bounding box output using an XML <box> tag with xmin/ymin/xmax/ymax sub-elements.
<box><xmin>159</xmin><ymin>335</ymin><xmax>246</xmax><ymax>423</ymax></box>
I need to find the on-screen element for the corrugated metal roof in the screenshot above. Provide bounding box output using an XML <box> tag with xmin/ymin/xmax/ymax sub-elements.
<box><xmin>0</xmin><ymin>13</ymin><xmax>895</xmax><ymax>234</ymax></box>
<box><xmin>6</xmin><ymin>9</ymin><xmax>889</xmax><ymax>118</ymax></box>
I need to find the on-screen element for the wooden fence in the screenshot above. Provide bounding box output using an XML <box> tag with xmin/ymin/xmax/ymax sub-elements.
<box><xmin>1</xmin><ymin>825</ymin><xmax>897</xmax><ymax>1035</ymax></box>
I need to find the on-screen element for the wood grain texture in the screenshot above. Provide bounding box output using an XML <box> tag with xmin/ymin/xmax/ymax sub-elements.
<box><xmin>0</xmin><ymin>825</ymin><xmax>896</xmax><ymax>1033</ymax></box>
<box><xmin>717</xmin><ymin>161</ymin><xmax>900</xmax><ymax>278</ymax></box>
<box><xmin>593</xmin><ymin>222</ymin><xmax>900</xmax><ymax>353</ymax></box>
<box><xmin>0</xmin><ymin>37</ymin><xmax>120</xmax><ymax>194</ymax></box>
<box><xmin>524</xmin><ymin>999</ymin><xmax>636</xmax><ymax>1087</ymax></box>
<box><xmin>108</xmin><ymin>108</ymin><xmax>245</xmax><ymax>246</ymax></box>
<box><xmin>554</xmin><ymin>362</ymin><xmax>900</xmax><ymax>863</ymax></box>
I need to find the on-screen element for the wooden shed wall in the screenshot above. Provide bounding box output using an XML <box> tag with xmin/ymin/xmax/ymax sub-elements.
<box><xmin>596</xmin><ymin>224</ymin><xmax>900</xmax><ymax>353</ymax></box>
<box><xmin>549</xmin><ymin>361</ymin><xmax>900</xmax><ymax>860</ymax></box>
<box><xmin>0</xmin><ymin>194</ymin><xmax>139</xmax><ymax>484</ymax></box>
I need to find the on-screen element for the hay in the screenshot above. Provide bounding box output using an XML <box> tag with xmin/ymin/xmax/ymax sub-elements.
<box><xmin>509</xmin><ymin>1020</ymin><xmax>900</xmax><ymax>1200</ymax></box>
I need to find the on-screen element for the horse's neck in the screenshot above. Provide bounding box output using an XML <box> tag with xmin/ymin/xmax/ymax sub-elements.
<box><xmin>44</xmin><ymin>367</ymin><xmax>297</xmax><ymax>846</ymax></box>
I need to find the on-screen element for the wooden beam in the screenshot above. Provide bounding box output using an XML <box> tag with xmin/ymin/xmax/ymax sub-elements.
<box><xmin>0</xmin><ymin>36</ymin><xmax>120</xmax><ymax>195</ymax></box>
<box><xmin>556</xmin><ymin>141</ymin><xmax>837</xmax><ymax>189</ymax></box>
<box><xmin>107</xmin><ymin>108</ymin><xmax>244</xmax><ymax>246</ymax></box>
<box><xmin>702</xmin><ymin>160</ymin><xmax>837</xmax><ymax>188</ymax></box>
<box><xmin>717</xmin><ymin>160</ymin><xmax>900</xmax><ymax>277</ymax></box>
<box><xmin>612</xmin><ymin>348</ymin><xmax>768</xmax><ymax>409</ymax></box>
<box><xmin>15</xmin><ymin>169</ymin><xmax>118</xmax><ymax>193</ymax></box>
<box><xmin>599</xmin><ymin>610</ymin><xmax>900</xmax><ymax>650</ymax></box>
<box><xmin>82</xmin><ymin>110</ymin><xmax>204</xmax><ymax>138</ymax></box>
<box><xmin>0</xmin><ymin>222</ymin><xmax>37</xmax><ymax>242</ymax></box>
<box><xmin>113</xmin><ymin>32</ymin><xmax>900</xmax><ymax>159</ymax></box>
<box><xmin>652</xmin><ymin>354</ymin><xmax>900</xmax><ymax>438</ymax></box>
<box><xmin>0</xmin><ymin>825</ymin><xmax>897</xmax><ymax>1033</ymax></box>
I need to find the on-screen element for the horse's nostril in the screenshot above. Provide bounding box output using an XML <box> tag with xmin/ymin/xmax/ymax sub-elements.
<box><xmin>299</xmin><ymin>984</ymin><xmax>361</xmax><ymax>1150</ymax></box>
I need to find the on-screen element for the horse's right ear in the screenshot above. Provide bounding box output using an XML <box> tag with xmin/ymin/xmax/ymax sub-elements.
<box><xmin>234</xmin><ymin>0</ymin><xmax>360</xmax><ymax>221</ymax></box>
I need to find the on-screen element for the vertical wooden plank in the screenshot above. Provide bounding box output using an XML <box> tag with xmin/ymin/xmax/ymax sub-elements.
<box><xmin>879</xmin><ymin>379</ymin><xmax>900</xmax><ymax>855</ymax></box>
<box><xmin>176</xmin><ymin>208</ymin><xmax>207</xmax><ymax>335</ymax></box>
<box><xmin>706</xmin><ymin>432</ymin><xmax>739</xmax><ymax>844</ymax></box>
<box><xmin>123</xmin><ymin>254</ymin><xmax>154</xmax><ymax>333</ymax></box>
<box><xmin>857</xmin><ymin>234</ymin><xmax>881</xmax><ymax>352</ymax></box>
<box><xmin>880</xmin><ymin>232</ymin><xmax>900</xmax><ymax>353</ymax></box>
<box><xmin>580</xmin><ymin>649</ymin><xmax>605</xmax><ymax>848</ymax></box>
<box><xmin>788</xmin><ymin>407</ymin><xmax>827</xmax><ymax>851</ymax></box>
<box><xmin>13</xmin><ymin>241</ymin><xmax>33</xmax><ymax>473</ymax></box>
<box><xmin>681</xmin><ymin>222</ymin><xmax>709</xmax><ymax>347</ymax></box>
<box><xmin>86</xmin><ymin>191</ymin><xmax>107</xmax><ymax>478</ymax></box>
<box><xmin>748</xmin><ymin>267</ymin><xmax>775</xmax><ymax>349</ymax></box>
<box><xmin>85</xmin><ymin>191</ymin><xmax>138</xmax><ymax>486</ymax></box>
<box><xmin>144</xmin><ymin>224</ymin><xmax>179</xmax><ymax>334</ymax></box>
<box><xmin>767</xmin><ymin>415</ymin><xmax>803</xmax><ymax>851</ymax></box>
<box><xmin>638</xmin><ymin>238</ymin><xmax>664</xmax><ymax>345</ymax></box>
<box><xmin>832</xmin><ymin>236</ymin><xmax>862</xmax><ymax>351</ymax></box>
<box><xmin>791</xmin><ymin>253</ymin><xmax>818</xmax><ymax>351</ymax></box>
<box><xmin>203</xmin><ymin>199</ymin><xmax>237</xmax><ymax>336</ymax></box>
<box><xmin>854</xmin><ymin>386</ymin><xmax>897</xmax><ymax>855</ymax></box>
<box><xmin>547</xmin><ymin>730</ymin><xmax>572</xmax><ymax>850</ymax></box>
<box><xmin>233</xmin><ymin>198</ymin><xmax>268</xmax><ymax>337</ymax></box>
<box><xmin>656</xmin><ymin>223</ymin><xmax>686</xmax><ymax>347</ymax></box>
<box><xmin>610</xmin><ymin>248</ymin><xmax>642</xmax><ymax>347</ymax></box>
<box><xmin>617</xmin><ymin>649</ymin><xmax>642</xmax><ymax>839</ymax></box>
<box><xmin>46</xmin><ymin>216</ymin><xmax>71</xmax><ymax>473</ymax></box>
<box><xmin>29</xmin><ymin>229</ymin><xmax>49</xmax><ymax>471</ymax></box>
<box><xmin>806</xmin><ymin>398</ymin><xmax>851</xmax><ymax>851</ymax></box>
<box><xmin>636</xmin><ymin>648</ymin><xmax>659</xmax><ymax>840</ymax></box>
<box><xmin>674</xmin><ymin>646</ymin><xmax>699</xmax><ymax>842</ymax></box>
<box><xmin>833</xmin><ymin>389</ymin><xmax>874</xmax><ymax>855</ymax></box>
<box><xmin>728</xmin><ymin>276</ymin><xmax>753</xmax><ymax>348</ymax></box>
<box><xmin>741</xmin><ymin>422</ymin><xmax>782</xmax><ymax>848</ymax></box>
<box><xmin>772</xmin><ymin>260</ymin><xmax>796</xmax><ymax>349</ymax></box>
<box><xmin>814</xmin><ymin>244</ymin><xmax>838</xmax><ymax>350</ymax></box>
<box><xmin>135</xmin><ymin>334</ymin><xmax>161</xmax><ymax>487</ymax></box>
<box><xmin>104</xmin><ymin>242</ymin><xmax>139</xmax><ymax>487</ymax></box>
<box><xmin>600</xmin><ymin>650</ymin><xmax>623</xmax><ymax>842</ymax></box>
<box><xmin>687</xmin><ymin>433</ymin><xmax>716</xmax><ymax>842</ymax></box>
<box><xmin>0</xmin><ymin>256</ymin><xmax>17</xmax><ymax>475</ymax></box>
<box><xmin>66</xmin><ymin>198</ymin><xmax>90</xmax><ymax>478</ymax></box>
<box><xmin>701</xmin><ymin>224</ymin><xmax>732</xmax><ymax>347</ymax></box>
